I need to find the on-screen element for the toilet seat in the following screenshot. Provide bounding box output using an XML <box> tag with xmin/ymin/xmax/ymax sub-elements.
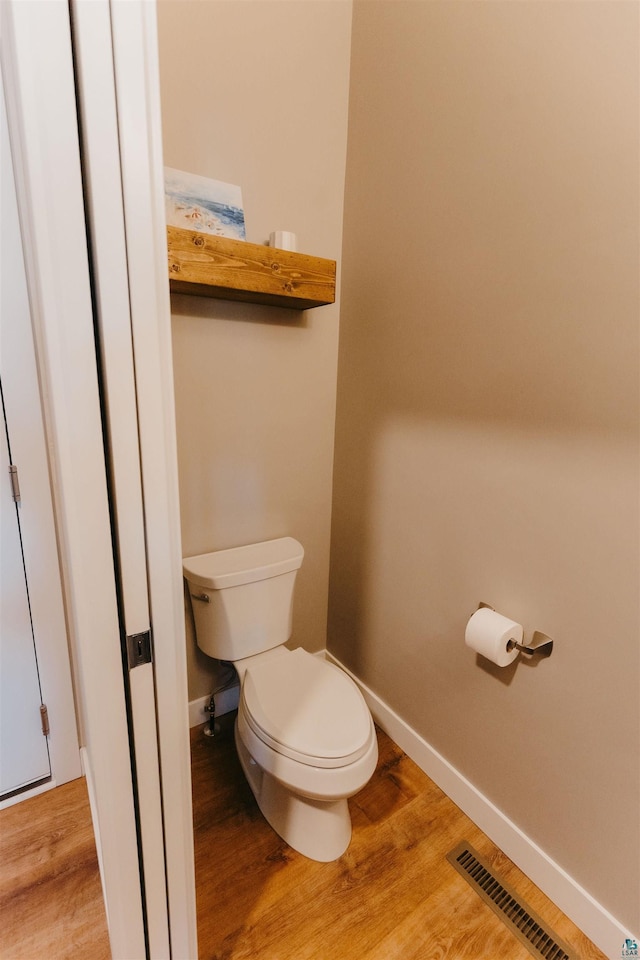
<box><xmin>240</xmin><ymin>649</ymin><xmax>373</xmax><ymax>769</ymax></box>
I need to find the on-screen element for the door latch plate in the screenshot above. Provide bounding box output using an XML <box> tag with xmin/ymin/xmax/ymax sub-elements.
<box><xmin>126</xmin><ymin>630</ymin><xmax>153</xmax><ymax>669</ymax></box>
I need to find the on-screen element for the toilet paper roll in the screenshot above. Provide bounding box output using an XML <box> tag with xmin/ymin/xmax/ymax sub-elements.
<box><xmin>269</xmin><ymin>230</ymin><xmax>297</xmax><ymax>252</ymax></box>
<box><xmin>464</xmin><ymin>607</ymin><xmax>522</xmax><ymax>667</ymax></box>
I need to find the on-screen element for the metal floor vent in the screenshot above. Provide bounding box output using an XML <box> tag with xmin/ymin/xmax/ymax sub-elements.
<box><xmin>446</xmin><ymin>842</ymin><xmax>578</xmax><ymax>960</ymax></box>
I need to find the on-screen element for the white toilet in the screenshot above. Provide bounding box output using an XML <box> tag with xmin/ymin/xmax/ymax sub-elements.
<box><xmin>183</xmin><ymin>537</ymin><xmax>378</xmax><ymax>862</ymax></box>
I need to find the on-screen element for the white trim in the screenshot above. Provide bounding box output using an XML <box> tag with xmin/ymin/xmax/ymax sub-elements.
<box><xmin>81</xmin><ymin>748</ymin><xmax>108</xmax><ymax>925</ymax></box>
<box><xmin>109</xmin><ymin>3</ymin><xmax>198</xmax><ymax>956</ymax></box>
<box><xmin>325</xmin><ymin>650</ymin><xmax>633</xmax><ymax>959</ymax></box>
<box><xmin>129</xmin><ymin>665</ymin><xmax>170</xmax><ymax>958</ymax></box>
<box><xmin>72</xmin><ymin>5</ymin><xmax>170</xmax><ymax>954</ymax></box>
<box><xmin>189</xmin><ymin>686</ymin><xmax>240</xmax><ymax>729</ymax></box>
<box><xmin>72</xmin><ymin>0</ymin><xmax>152</xmax><ymax>640</ymax></box>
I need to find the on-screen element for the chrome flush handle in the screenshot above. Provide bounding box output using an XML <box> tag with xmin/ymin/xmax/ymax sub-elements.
<box><xmin>191</xmin><ymin>592</ymin><xmax>210</xmax><ymax>603</ymax></box>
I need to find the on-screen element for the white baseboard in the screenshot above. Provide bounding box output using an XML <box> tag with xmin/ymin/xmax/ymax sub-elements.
<box><xmin>324</xmin><ymin>650</ymin><xmax>633</xmax><ymax>960</ymax></box>
<box><xmin>188</xmin><ymin>684</ymin><xmax>239</xmax><ymax>729</ymax></box>
<box><xmin>81</xmin><ymin>747</ymin><xmax>109</xmax><ymax>928</ymax></box>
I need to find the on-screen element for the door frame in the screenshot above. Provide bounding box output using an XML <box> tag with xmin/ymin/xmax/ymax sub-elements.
<box><xmin>2</xmin><ymin>3</ymin><xmax>153</xmax><ymax>957</ymax></box>
<box><xmin>1</xmin><ymin>3</ymin><xmax>196</xmax><ymax>954</ymax></box>
<box><xmin>107</xmin><ymin>4</ymin><xmax>197</xmax><ymax>954</ymax></box>
<box><xmin>0</xmin><ymin>3</ymin><xmax>147</xmax><ymax>954</ymax></box>
<box><xmin>71</xmin><ymin>1</ymin><xmax>197</xmax><ymax>954</ymax></box>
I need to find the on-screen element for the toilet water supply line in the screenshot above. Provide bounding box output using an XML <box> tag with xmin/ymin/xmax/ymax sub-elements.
<box><xmin>204</xmin><ymin>661</ymin><xmax>237</xmax><ymax>738</ymax></box>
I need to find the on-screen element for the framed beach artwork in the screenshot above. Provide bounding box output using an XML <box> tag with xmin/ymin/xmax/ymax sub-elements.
<box><xmin>164</xmin><ymin>167</ymin><xmax>246</xmax><ymax>240</ymax></box>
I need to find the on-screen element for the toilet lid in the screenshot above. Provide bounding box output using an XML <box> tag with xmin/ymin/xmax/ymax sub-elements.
<box><xmin>241</xmin><ymin>649</ymin><xmax>373</xmax><ymax>769</ymax></box>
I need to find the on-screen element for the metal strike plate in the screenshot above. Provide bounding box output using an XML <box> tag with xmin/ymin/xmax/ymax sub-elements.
<box><xmin>127</xmin><ymin>630</ymin><xmax>153</xmax><ymax>669</ymax></box>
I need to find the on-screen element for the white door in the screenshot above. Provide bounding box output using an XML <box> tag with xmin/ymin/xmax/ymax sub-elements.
<box><xmin>0</xmin><ymin>398</ymin><xmax>51</xmax><ymax>798</ymax></box>
<box><xmin>0</xmin><ymin>65</ymin><xmax>50</xmax><ymax>799</ymax></box>
<box><xmin>72</xmin><ymin>4</ymin><xmax>170</xmax><ymax>955</ymax></box>
<box><xmin>0</xmin><ymin>59</ymin><xmax>80</xmax><ymax>805</ymax></box>
<box><xmin>73</xmin><ymin>4</ymin><xmax>197</xmax><ymax>956</ymax></box>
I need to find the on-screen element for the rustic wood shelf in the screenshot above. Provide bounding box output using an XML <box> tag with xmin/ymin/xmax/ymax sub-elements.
<box><xmin>167</xmin><ymin>226</ymin><xmax>336</xmax><ymax>309</ymax></box>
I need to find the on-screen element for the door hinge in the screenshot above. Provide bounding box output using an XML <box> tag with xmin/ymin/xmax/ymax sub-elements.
<box><xmin>126</xmin><ymin>630</ymin><xmax>153</xmax><ymax>669</ymax></box>
<box><xmin>9</xmin><ymin>464</ymin><xmax>21</xmax><ymax>502</ymax></box>
<box><xmin>40</xmin><ymin>704</ymin><xmax>50</xmax><ymax>736</ymax></box>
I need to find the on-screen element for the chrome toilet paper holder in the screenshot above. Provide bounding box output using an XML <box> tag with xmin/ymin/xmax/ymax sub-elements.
<box><xmin>478</xmin><ymin>603</ymin><xmax>554</xmax><ymax>658</ymax></box>
<box><xmin>508</xmin><ymin>630</ymin><xmax>554</xmax><ymax>658</ymax></box>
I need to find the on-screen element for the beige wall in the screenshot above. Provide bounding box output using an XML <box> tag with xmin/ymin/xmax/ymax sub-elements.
<box><xmin>157</xmin><ymin>0</ymin><xmax>353</xmax><ymax>699</ymax></box>
<box><xmin>158</xmin><ymin>0</ymin><xmax>639</xmax><ymax>931</ymax></box>
<box><xmin>329</xmin><ymin>0</ymin><xmax>639</xmax><ymax>933</ymax></box>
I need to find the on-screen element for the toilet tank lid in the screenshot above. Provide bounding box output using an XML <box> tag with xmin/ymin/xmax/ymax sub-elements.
<box><xmin>183</xmin><ymin>537</ymin><xmax>304</xmax><ymax>590</ymax></box>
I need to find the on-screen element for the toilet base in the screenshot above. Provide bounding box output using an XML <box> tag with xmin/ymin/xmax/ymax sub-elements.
<box><xmin>235</xmin><ymin>723</ymin><xmax>352</xmax><ymax>862</ymax></box>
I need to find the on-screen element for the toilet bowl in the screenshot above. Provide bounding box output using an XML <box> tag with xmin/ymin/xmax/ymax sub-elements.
<box><xmin>183</xmin><ymin>538</ymin><xmax>378</xmax><ymax>862</ymax></box>
<box><xmin>235</xmin><ymin>646</ymin><xmax>377</xmax><ymax>861</ymax></box>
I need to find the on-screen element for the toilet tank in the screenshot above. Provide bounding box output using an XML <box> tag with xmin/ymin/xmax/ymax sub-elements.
<box><xmin>183</xmin><ymin>538</ymin><xmax>304</xmax><ymax>661</ymax></box>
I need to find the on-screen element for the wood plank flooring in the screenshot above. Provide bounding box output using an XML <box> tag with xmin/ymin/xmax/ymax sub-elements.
<box><xmin>192</xmin><ymin>714</ymin><xmax>607</xmax><ymax>960</ymax></box>
<box><xmin>0</xmin><ymin>720</ymin><xmax>610</xmax><ymax>960</ymax></box>
<box><xmin>0</xmin><ymin>778</ymin><xmax>110</xmax><ymax>960</ymax></box>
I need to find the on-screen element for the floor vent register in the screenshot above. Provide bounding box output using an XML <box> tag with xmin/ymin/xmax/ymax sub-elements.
<box><xmin>446</xmin><ymin>842</ymin><xmax>578</xmax><ymax>960</ymax></box>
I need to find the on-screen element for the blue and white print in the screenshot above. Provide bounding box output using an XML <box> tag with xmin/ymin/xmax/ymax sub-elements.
<box><xmin>164</xmin><ymin>167</ymin><xmax>246</xmax><ymax>240</ymax></box>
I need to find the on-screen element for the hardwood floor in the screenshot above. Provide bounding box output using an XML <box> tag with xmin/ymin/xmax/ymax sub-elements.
<box><xmin>0</xmin><ymin>778</ymin><xmax>110</xmax><ymax>960</ymax></box>
<box><xmin>192</xmin><ymin>714</ymin><xmax>607</xmax><ymax>960</ymax></box>
<box><xmin>0</xmin><ymin>720</ymin><xmax>610</xmax><ymax>960</ymax></box>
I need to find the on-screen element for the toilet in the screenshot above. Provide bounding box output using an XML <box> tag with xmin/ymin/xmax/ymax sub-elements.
<box><xmin>183</xmin><ymin>537</ymin><xmax>378</xmax><ymax>862</ymax></box>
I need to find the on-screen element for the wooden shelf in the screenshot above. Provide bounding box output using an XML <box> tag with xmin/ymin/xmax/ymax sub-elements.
<box><xmin>167</xmin><ymin>226</ymin><xmax>336</xmax><ymax>309</ymax></box>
